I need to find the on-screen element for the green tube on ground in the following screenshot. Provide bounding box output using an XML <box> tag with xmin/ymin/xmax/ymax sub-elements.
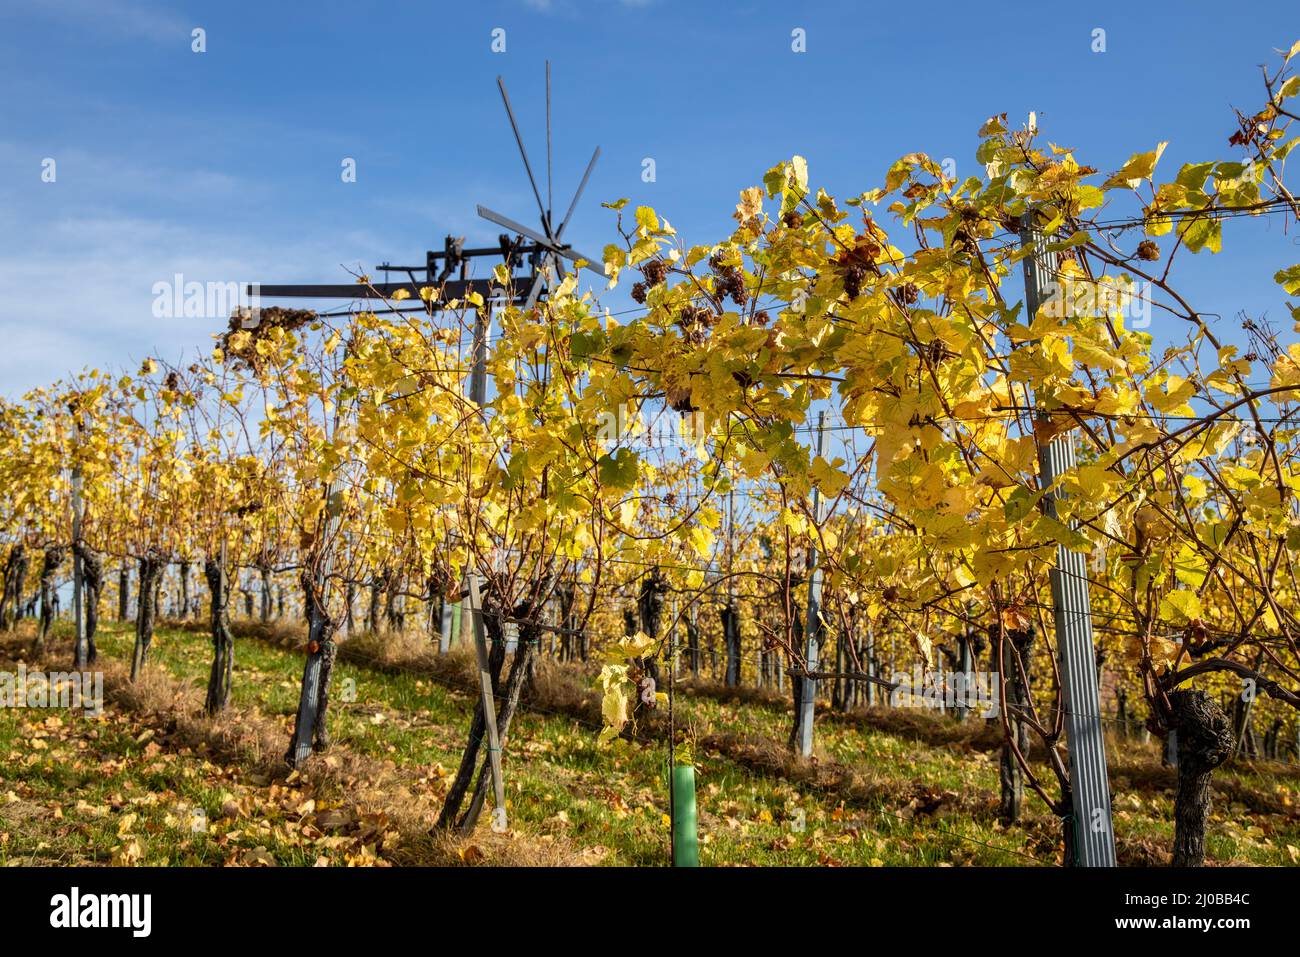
<box><xmin>671</xmin><ymin>764</ymin><xmax>700</xmax><ymax>867</ymax></box>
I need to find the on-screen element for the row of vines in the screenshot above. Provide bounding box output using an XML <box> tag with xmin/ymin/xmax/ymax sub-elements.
<box><xmin>5</xmin><ymin>41</ymin><xmax>1300</xmax><ymax>865</ymax></box>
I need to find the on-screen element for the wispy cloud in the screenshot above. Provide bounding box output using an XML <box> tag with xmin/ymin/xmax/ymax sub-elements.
<box><xmin>0</xmin><ymin>212</ymin><xmax>383</xmax><ymax>395</ymax></box>
<box><xmin>522</xmin><ymin>0</ymin><xmax>656</xmax><ymax>13</ymax></box>
<box><xmin>0</xmin><ymin>135</ymin><xmax>538</xmax><ymax>397</ymax></box>
<box><xmin>4</xmin><ymin>0</ymin><xmax>193</xmax><ymax>44</ymax></box>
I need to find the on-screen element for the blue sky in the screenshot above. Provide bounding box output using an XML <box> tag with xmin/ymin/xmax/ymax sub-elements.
<box><xmin>1</xmin><ymin>0</ymin><xmax>1298</xmax><ymax>395</ymax></box>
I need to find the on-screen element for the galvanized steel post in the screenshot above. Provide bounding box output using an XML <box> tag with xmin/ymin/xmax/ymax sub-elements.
<box><xmin>797</xmin><ymin>411</ymin><xmax>827</xmax><ymax>758</ymax></box>
<box><xmin>71</xmin><ymin>467</ymin><xmax>86</xmax><ymax>669</ymax></box>
<box><xmin>1021</xmin><ymin>224</ymin><xmax>1116</xmax><ymax>866</ymax></box>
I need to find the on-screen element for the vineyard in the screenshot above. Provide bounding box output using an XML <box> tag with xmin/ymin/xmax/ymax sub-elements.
<box><xmin>5</xmin><ymin>37</ymin><xmax>1300</xmax><ymax>875</ymax></box>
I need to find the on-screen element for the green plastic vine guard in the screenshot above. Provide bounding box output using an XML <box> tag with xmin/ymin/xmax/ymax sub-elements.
<box><xmin>671</xmin><ymin>764</ymin><xmax>699</xmax><ymax>867</ymax></box>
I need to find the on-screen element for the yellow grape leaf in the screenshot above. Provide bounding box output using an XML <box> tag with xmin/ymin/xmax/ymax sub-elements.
<box><xmin>810</xmin><ymin>455</ymin><xmax>849</xmax><ymax>497</ymax></box>
<box><xmin>687</xmin><ymin>525</ymin><xmax>714</xmax><ymax>559</ymax></box>
<box><xmin>735</xmin><ymin>186</ymin><xmax>764</xmax><ymax>223</ymax></box>
<box><xmin>1158</xmin><ymin>590</ymin><xmax>1201</xmax><ymax>625</ymax></box>
<box><xmin>1104</xmin><ymin>143</ymin><xmax>1167</xmax><ymax>189</ymax></box>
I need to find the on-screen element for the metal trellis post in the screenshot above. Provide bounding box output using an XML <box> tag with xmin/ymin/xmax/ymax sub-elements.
<box><xmin>71</xmin><ymin>467</ymin><xmax>86</xmax><ymax>669</ymax></box>
<box><xmin>1021</xmin><ymin>224</ymin><xmax>1116</xmax><ymax>867</ymax></box>
<box><xmin>797</xmin><ymin>411</ymin><xmax>827</xmax><ymax>758</ymax></box>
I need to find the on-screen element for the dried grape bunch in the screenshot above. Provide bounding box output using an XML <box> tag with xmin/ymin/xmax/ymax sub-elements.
<box><xmin>427</xmin><ymin>563</ymin><xmax>458</xmax><ymax>602</ymax></box>
<box><xmin>1136</xmin><ymin>239</ymin><xmax>1160</xmax><ymax>261</ymax></box>
<box><xmin>709</xmin><ymin>252</ymin><xmax>748</xmax><ymax>307</ymax></box>
<box><xmin>666</xmin><ymin>382</ymin><xmax>696</xmax><ymax>412</ymax></box>
<box><xmin>842</xmin><ymin>264</ymin><xmax>865</xmax><ymax>300</ymax></box>
<box><xmin>218</xmin><ymin>306</ymin><xmax>318</xmax><ymax>372</ymax></box>
<box><xmin>675</xmin><ymin>304</ymin><xmax>714</xmax><ymax>345</ymax></box>
<box><xmin>720</xmin><ymin>273</ymin><xmax>747</xmax><ymax>306</ymax></box>
<box><xmin>641</xmin><ymin>258</ymin><xmax>669</xmax><ymax>287</ymax></box>
<box><xmin>834</xmin><ymin>237</ymin><xmax>879</xmax><ymax>301</ymax></box>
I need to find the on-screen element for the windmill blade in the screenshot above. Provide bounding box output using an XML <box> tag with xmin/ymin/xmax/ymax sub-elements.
<box><xmin>523</xmin><ymin>274</ymin><xmax>546</xmax><ymax>310</ymax></box>
<box><xmin>477</xmin><ymin>205</ymin><xmax>604</xmax><ymax>276</ymax></box>
<box><xmin>555</xmin><ymin>243</ymin><xmax>607</xmax><ymax>277</ymax></box>
<box><xmin>477</xmin><ymin>204</ymin><xmax>551</xmax><ymax>247</ymax></box>
<box><xmin>545</xmin><ymin>61</ymin><xmax>553</xmax><ymax>224</ymax></box>
<box><xmin>556</xmin><ymin>146</ymin><xmax>600</xmax><ymax>239</ymax></box>
<box><xmin>497</xmin><ymin>75</ymin><xmax>550</xmax><ymax>235</ymax></box>
<box><xmin>523</xmin><ymin>254</ymin><xmax>552</xmax><ymax>310</ymax></box>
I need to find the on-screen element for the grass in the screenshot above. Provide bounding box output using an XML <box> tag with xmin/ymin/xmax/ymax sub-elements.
<box><xmin>0</xmin><ymin>615</ymin><xmax>1297</xmax><ymax>866</ymax></box>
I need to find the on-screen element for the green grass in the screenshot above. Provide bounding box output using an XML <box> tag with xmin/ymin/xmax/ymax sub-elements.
<box><xmin>1</xmin><ymin>618</ymin><xmax>1297</xmax><ymax>866</ymax></box>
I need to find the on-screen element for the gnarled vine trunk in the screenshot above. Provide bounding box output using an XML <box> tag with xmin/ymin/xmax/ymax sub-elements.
<box><xmin>1169</xmin><ymin>689</ymin><xmax>1233</xmax><ymax>866</ymax></box>
<box><xmin>118</xmin><ymin>561</ymin><xmax>130</xmax><ymax>621</ymax></box>
<box><xmin>721</xmin><ymin>601</ymin><xmax>741</xmax><ymax>688</ymax></box>
<box><xmin>557</xmin><ymin>584</ymin><xmax>579</xmax><ymax>661</ymax></box>
<box><xmin>786</xmin><ymin>604</ymin><xmax>807</xmax><ymax>751</ymax></box>
<box><xmin>34</xmin><ymin>545</ymin><xmax>67</xmax><ymax>656</ymax></box>
<box><xmin>631</xmin><ymin>572</ymin><xmax>666</xmax><ymax>721</ymax></box>
<box><xmin>129</xmin><ymin>552</ymin><xmax>164</xmax><ymax>681</ymax></box>
<box><xmin>259</xmin><ymin>563</ymin><xmax>272</xmax><ymax>623</ymax></box>
<box><xmin>458</xmin><ymin>618</ymin><xmax>544</xmax><ymax>832</ymax></box>
<box><xmin>0</xmin><ymin>545</ymin><xmax>26</xmax><ymax>631</ymax></box>
<box><xmin>437</xmin><ymin>595</ymin><xmax>508</xmax><ymax>829</ymax></box>
<box><xmin>285</xmin><ymin>568</ymin><xmax>340</xmax><ymax>766</ymax></box>
<box><xmin>178</xmin><ymin>561</ymin><xmax>191</xmax><ymax>621</ymax></box>
<box><xmin>367</xmin><ymin>571</ymin><xmax>385</xmax><ymax>633</ymax></box>
<box><xmin>686</xmin><ymin>614</ymin><xmax>701</xmax><ymax>677</ymax></box>
<box><xmin>384</xmin><ymin>575</ymin><xmax>404</xmax><ymax>633</ymax></box>
<box><xmin>74</xmin><ymin>541</ymin><xmax>103</xmax><ymax>665</ymax></box>
<box><xmin>992</xmin><ymin>624</ymin><xmax>1035</xmax><ymax>824</ymax></box>
<box><xmin>204</xmin><ymin>557</ymin><xmax>234</xmax><ymax>715</ymax></box>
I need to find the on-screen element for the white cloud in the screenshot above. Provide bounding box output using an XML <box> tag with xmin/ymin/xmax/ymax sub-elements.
<box><xmin>5</xmin><ymin>0</ymin><xmax>192</xmax><ymax>44</ymax></box>
<box><xmin>521</xmin><ymin>0</ymin><xmax>656</xmax><ymax>13</ymax></box>
<box><xmin>0</xmin><ymin>211</ymin><xmax>395</xmax><ymax>396</ymax></box>
<box><xmin>0</xmin><ymin>134</ymin><xmax>542</xmax><ymax>397</ymax></box>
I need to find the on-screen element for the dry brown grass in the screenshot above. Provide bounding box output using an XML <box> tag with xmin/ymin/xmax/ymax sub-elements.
<box><xmin>407</xmin><ymin>824</ymin><xmax>589</xmax><ymax>867</ymax></box>
<box><xmin>698</xmin><ymin>730</ymin><xmax>905</xmax><ymax>804</ymax></box>
<box><xmin>0</xmin><ymin>628</ymin><xmax>590</xmax><ymax>867</ymax></box>
<box><xmin>679</xmin><ymin>675</ymin><xmax>1006</xmax><ymax>752</ymax></box>
<box><xmin>694</xmin><ymin>729</ymin><xmax>1002</xmax><ymax>821</ymax></box>
<box><xmin>1109</xmin><ymin>752</ymin><xmax>1300</xmax><ymax>818</ymax></box>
